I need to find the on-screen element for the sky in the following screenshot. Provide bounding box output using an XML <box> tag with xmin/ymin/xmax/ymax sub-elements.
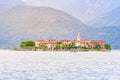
<box><xmin>21</xmin><ymin>0</ymin><xmax>120</xmax><ymax>22</ymax></box>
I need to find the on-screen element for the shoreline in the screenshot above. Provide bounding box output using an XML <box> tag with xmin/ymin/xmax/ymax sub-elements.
<box><xmin>0</xmin><ymin>49</ymin><xmax>118</xmax><ymax>53</ymax></box>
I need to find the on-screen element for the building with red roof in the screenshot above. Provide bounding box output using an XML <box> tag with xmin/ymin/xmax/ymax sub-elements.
<box><xmin>35</xmin><ymin>33</ymin><xmax>105</xmax><ymax>49</ymax></box>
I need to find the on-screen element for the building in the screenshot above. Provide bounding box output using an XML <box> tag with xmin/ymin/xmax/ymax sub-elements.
<box><xmin>35</xmin><ymin>40</ymin><xmax>46</xmax><ymax>47</ymax></box>
<box><xmin>35</xmin><ymin>33</ymin><xmax>105</xmax><ymax>49</ymax></box>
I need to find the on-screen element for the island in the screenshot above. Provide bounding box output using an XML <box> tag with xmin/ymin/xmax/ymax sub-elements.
<box><xmin>16</xmin><ymin>33</ymin><xmax>112</xmax><ymax>52</ymax></box>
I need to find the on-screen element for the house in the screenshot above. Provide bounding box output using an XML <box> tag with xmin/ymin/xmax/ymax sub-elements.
<box><xmin>91</xmin><ymin>40</ymin><xmax>104</xmax><ymax>48</ymax></box>
<box><xmin>47</xmin><ymin>39</ymin><xmax>58</xmax><ymax>49</ymax></box>
<box><xmin>35</xmin><ymin>32</ymin><xmax>105</xmax><ymax>49</ymax></box>
<box><xmin>35</xmin><ymin>40</ymin><xmax>46</xmax><ymax>47</ymax></box>
<box><xmin>61</xmin><ymin>39</ymin><xmax>73</xmax><ymax>45</ymax></box>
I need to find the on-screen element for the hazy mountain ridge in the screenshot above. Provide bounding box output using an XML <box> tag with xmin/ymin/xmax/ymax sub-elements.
<box><xmin>87</xmin><ymin>7</ymin><xmax>120</xmax><ymax>49</ymax></box>
<box><xmin>0</xmin><ymin>3</ymin><xmax>120</xmax><ymax>49</ymax></box>
<box><xmin>0</xmin><ymin>0</ymin><xmax>26</xmax><ymax>13</ymax></box>
<box><xmin>0</xmin><ymin>6</ymin><xmax>87</xmax><ymax>48</ymax></box>
<box><xmin>83</xmin><ymin>26</ymin><xmax>120</xmax><ymax>49</ymax></box>
<box><xmin>89</xmin><ymin>7</ymin><xmax>120</xmax><ymax>27</ymax></box>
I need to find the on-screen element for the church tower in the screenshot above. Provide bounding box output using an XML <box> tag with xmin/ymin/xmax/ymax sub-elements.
<box><xmin>77</xmin><ymin>32</ymin><xmax>81</xmax><ymax>41</ymax></box>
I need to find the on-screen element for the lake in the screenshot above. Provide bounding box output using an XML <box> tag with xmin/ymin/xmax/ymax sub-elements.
<box><xmin>0</xmin><ymin>50</ymin><xmax>120</xmax><ymax>80</ymax></box>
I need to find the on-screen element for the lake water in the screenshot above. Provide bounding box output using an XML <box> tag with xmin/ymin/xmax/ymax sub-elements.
<box><xmin>0</xmin><ymin>50</ymin><xmax>120</xmax><ymax>80</ymax></box>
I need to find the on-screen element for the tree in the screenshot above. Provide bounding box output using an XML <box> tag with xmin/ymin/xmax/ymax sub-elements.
<box><xmin>94</xmin><ymin>43</ymin><xmax>101</xmax><ymax>50</ymax></box>
<box><xmin>62</xmin><ymin>44</ymin><xmax>75</xmax><ymax>50</ymax></box>
<box><xmin>25</xmin><ymin>41</ymin><xmax>35</xmax><ymax>47</ymax></box>
<box><xmin>20</xmin><ymin>42</ymin><xmax>26</xmax><ymax>48</ymax></box>
<box><xmin>81</xmin><ymin>46</ymin><xmax>87</xmax><ymax>49</ymax></box>
<box><xmin>54</xmin><ymin>42</ymin><xmax>63</xmax><ymax>50</ymax></box>
<box><xmin>104</xmin><ymin>43</ymin><xmax>112</xmax><ymax>51</ymax></box>
<box><xmin>72</xmin><ymin>46</ymin><xmax>78</xmax><ymax>49</ymax></box>
<box><xmin>39</xmin><ymin>45</ymin><xmax>47</xmax><ymax>49</ymax></box>
<box><xmin>20</xmin><ymin>40</ymin><xmax>35</xmax><ymax>49</ymax></box>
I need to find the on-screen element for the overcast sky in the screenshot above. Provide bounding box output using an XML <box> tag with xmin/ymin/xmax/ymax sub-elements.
<box><xmin>22</xmin><ymin>0</ymin><xmax>120</xmax><ymax>22</ymax></box>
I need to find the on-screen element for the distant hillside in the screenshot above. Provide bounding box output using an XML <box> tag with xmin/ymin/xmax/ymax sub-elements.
<box><xmin>0</xmin><ymin>0</ymin><xmax>26</xmax><ymax>13</ymax></box>
<box><xmin>89</xmin><ymin>7</ymin><xmax>120</xmax><ymax>27</ymax></box>
<box><xmin>86</xmin><ymin>7</ymin><xmax>120</xmax><ymax>49</ymax></box>
<box><xmin>82</xmin><ymin>26</ymin><xmax>120</xmax><ymax>49</ymax></box>
<box><xmin>0</xmin><ymin>6</ymin><xmax>87</xmax><ymax>48</ymax></box>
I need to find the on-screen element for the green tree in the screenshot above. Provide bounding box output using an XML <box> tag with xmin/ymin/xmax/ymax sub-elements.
<box><xmin>72</xmin><ymin>46</ymin><xmax>78</xmax><ymax>49</ymax></box>
<box><xmin>62</xmin><ymin>44</ymin><xmax>74</xmax><ymax>49</ymax></box>
<box><xmin>104</xmin><ymin>43</ymin><xmax>112</xmax><ymax>51</ymax></box>
<box><xmin>55</xmin><ymin>42</ymin><xmax>63</xmax><ymax>49</ymax></box>
<box><xmin>95</xmin><ymin>43</ymin><xmax>101</xmax><ymax>50</ymax></box>
<box><xmin>81</xmin><ymin>46</ymin><xmax>87</xmax><ymax>49</ymax></box>
<box><xmin>20</xmin><ymin>42</ymin><xmax>26</xmax><ymax>48</ymax></box>
<box><xmin>39</xmin><ymin>45</ymin><xmax>47</xmax><ymax>49</ymax></box>
<box><xmin>20</xmin><ymin>40</ymin><xmax>35</xmax><ymax>49</ymax></box>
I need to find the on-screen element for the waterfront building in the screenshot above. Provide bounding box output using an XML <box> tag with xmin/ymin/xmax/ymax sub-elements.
<box><xmin>35</xmin><ymin>33</ymin><xmax>105</xmax><ymax>49</ymax></box>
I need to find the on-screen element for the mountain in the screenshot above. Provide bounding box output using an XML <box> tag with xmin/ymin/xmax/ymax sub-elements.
<box><xmin>89</xmin><ymin>7</ymin><xmax>120</xmax><ymax>27</ymax></box>
<box><xmin>86</xmin><ymin>7</ymin><xmax>120</xmax><ymax>49</ymax></box>
<box><xmin>82</xmin><ymin>26</ymin><xmax>120</xmax><ymax>49</ymax></box>
<box><xmin>0</xmin><ymin>6</ymin><xmax>87</xmax><ymax>48</ymax></box>
<box><xmin>0</xmin><ymin>0</ymin><xmax>26</xmax><ymax>13</ymax></box>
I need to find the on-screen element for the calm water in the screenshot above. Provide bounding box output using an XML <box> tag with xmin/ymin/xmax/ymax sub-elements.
<box><xmin>0</xmin><ymin>50</ymin><xmax>120</xmax><ymax>80</ymax></box>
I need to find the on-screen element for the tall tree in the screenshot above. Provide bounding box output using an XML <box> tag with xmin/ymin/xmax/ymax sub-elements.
<box><xmin>104</xmin><ymin>43</ymin><xmax>112</xmax><ymax>51</ymax></box>
<box><xmin>20</xmin><ymin>40</ymin><xmax>35</xmax><ymax>49</ymax></box>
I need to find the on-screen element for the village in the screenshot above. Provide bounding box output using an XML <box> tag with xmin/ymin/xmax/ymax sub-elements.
<box><xmin>19</xmin><ymin>33</ymin><xmax>111</xmax><ymax>51</ymax></box>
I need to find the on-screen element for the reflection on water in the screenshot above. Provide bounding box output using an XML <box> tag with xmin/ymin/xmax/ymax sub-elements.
<box><xmin>0</xmin><ymin>51</ymin><xmax>120</xmax><ymax>80</ymax></box>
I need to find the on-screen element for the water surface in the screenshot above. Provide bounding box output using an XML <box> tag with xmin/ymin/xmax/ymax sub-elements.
<box><xmin>0</xmin><ymin>51</ymin><xmax>120</xmax><ymax>80</ymax></box>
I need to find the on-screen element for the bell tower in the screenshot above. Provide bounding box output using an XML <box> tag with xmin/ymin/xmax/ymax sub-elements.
<box><xmin>77</xmin><ymin>32</ymin><xmax>81</xmax><ymax>41</ymax></box>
